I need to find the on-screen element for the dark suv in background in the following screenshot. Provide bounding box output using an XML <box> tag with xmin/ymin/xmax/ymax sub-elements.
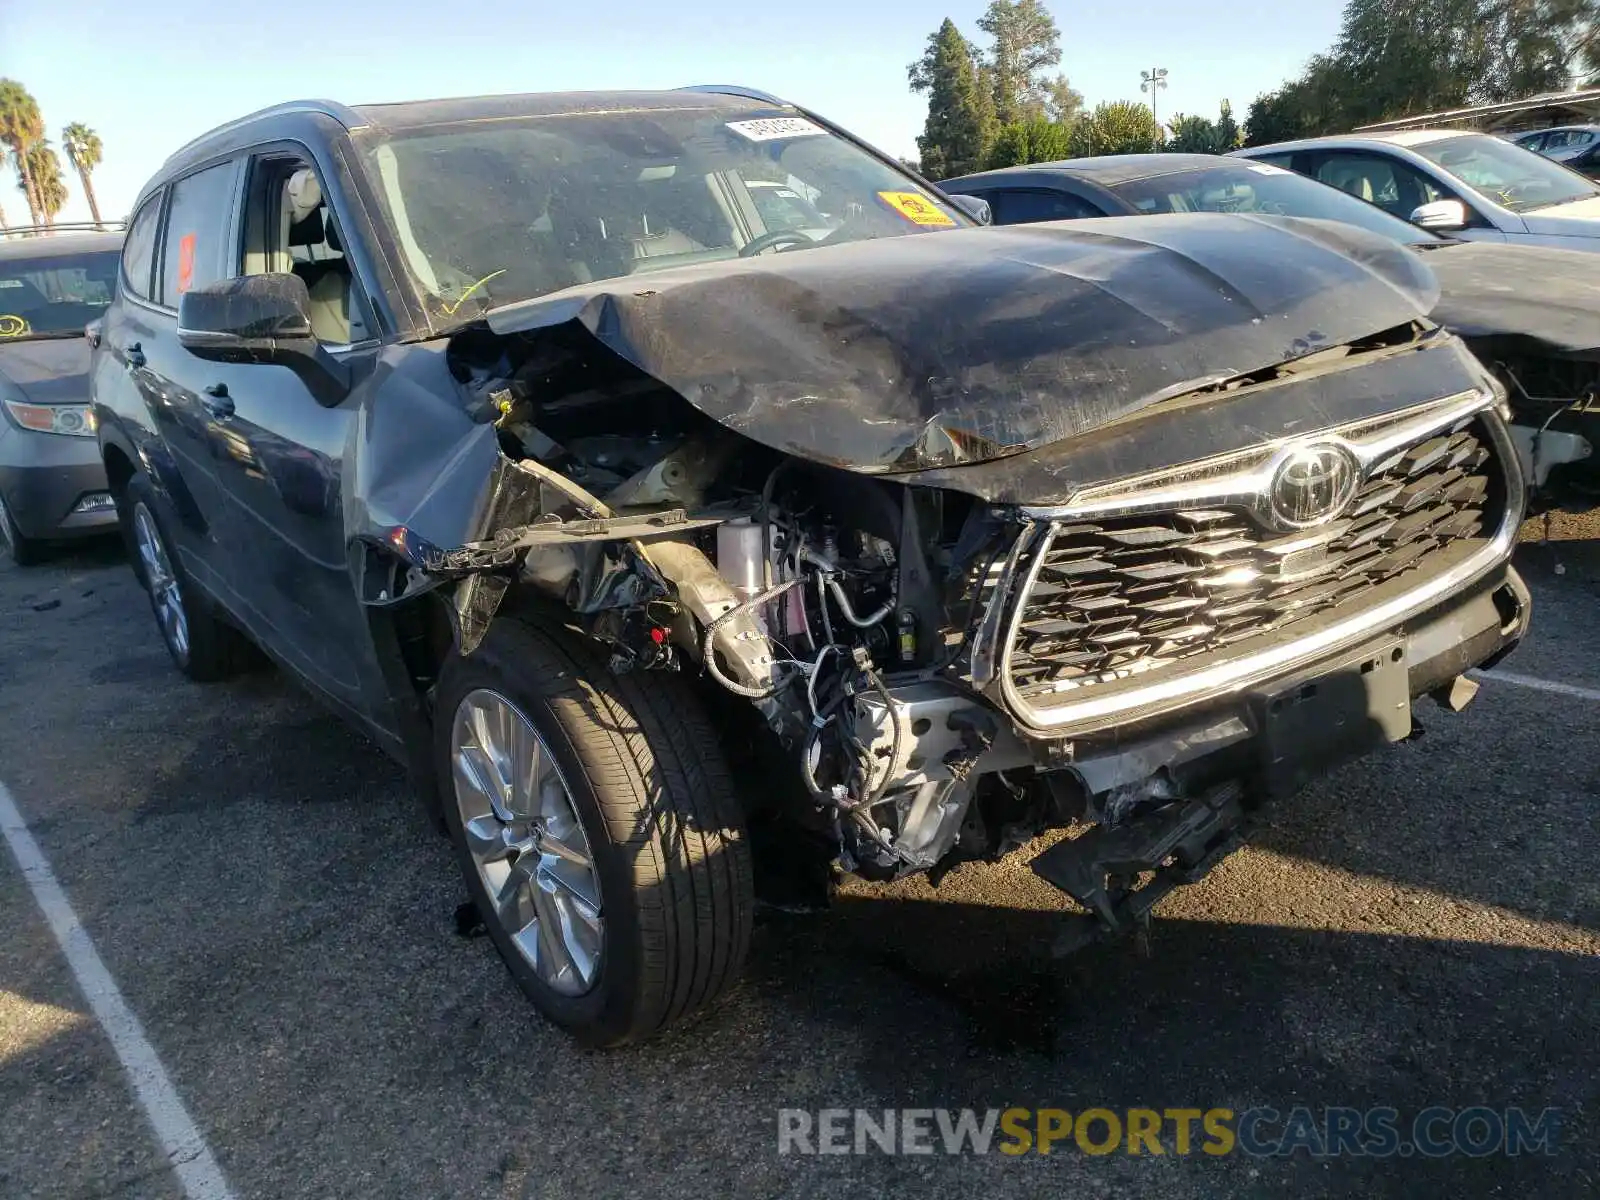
<box><xmin>93</xmin><ymin>87</ymin><xmax>1530</xmax><ymax>1046</ymax></box>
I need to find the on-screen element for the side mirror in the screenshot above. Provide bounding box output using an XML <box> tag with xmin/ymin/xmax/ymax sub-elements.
<box><xmin>177</xmin><ymin>274</ymin><xmax>349</xmax><ymax>405</ymax></box>
<box><xmin>1409</xmin><ymin>199</ymin><xmax>1469</xmax><ymax>231</ymax></box>
<box><xmin>947</xmin><ymin>193</ymin><xmax>993</xmax><ymax>225</ymax></box>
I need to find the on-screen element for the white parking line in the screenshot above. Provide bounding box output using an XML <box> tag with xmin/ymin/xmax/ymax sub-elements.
<box><xmin>1472</xmin><ymin>669</ymin><xmax>1600</xmax><ymax>703</ymax></box>
<box><xmin>0</xmin><ymin>781</ymin><xmax>237</xmax><ymax>1200</ymax></box>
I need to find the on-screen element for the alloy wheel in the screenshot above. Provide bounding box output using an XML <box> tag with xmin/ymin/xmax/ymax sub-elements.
<box><xmin>451</xmin><ymin>688</ymin><xmax>604</xmax><ymax>996</ymax></box>
<box><xmin>131</xmin><ymin>502</ymin><xmax>189</xmax><ymax>660</ymax></box>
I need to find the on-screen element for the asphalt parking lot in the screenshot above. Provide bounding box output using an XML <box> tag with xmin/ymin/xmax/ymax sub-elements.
<box><xmin>1</xmin><ymin>516</ymin><xmax>1597</xmax><ymax>1199</ymax></box>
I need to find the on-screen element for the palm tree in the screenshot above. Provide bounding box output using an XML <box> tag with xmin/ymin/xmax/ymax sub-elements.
<box><xmin>23</xmin><ymin>141</ymin><xmax>67</xmax><ymax>224</ymax></box>
<box><xmin>0</xmin><ymin>80</ymin><xmax>45</xmax><ymax>226</ymax></box>
<box><xmin>61</xmin><ymin>123</ymin><xmax>103</xmax><ymax>228</ymax></box>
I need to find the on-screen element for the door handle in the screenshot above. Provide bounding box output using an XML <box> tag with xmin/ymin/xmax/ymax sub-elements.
<box><xmin>122</xmin><ymin>341</ymin><xmax>145</xmax><ymax>368</ymax></box>
<box><xmin>201</xmin><ymin>383</ymin><xmax>235</xmax><ymax>419</ymax></box>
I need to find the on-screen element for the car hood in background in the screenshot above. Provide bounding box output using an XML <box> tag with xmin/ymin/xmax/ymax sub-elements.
<box><xmin>1520</xmin><ymin>194</ymin><xmax>1600</xmax><ymax>236</ymax></box>
<box><xmin>1426</xmin><ymin>241</ymin><xmax>1600</xmax><ymax>355</ymax></box>
<box><xmin>0</xmin><ymin>336</ymin><xmax>90</xmax><ymax>404</ymax></box>
<box><xmin>486</xmin><ymin>214</ymin><xmax>1440</xmax><ymax>475</ymax></box>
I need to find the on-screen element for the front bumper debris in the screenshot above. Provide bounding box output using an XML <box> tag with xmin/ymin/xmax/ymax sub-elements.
<box><xmin>1027</xmin><ymin>562</ymin><xmax>1530</xmax><ymax>953</ymax></box>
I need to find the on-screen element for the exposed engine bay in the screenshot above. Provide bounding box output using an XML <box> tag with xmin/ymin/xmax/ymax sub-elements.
<box><xmin>437</xmin><ymin>322</ymin><xmax>1044</xmax><ymax>887</ymax></box>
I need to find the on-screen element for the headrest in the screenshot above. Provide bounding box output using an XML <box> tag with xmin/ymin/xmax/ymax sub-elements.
<box><xmin>287</xmin><ymin>207</ymin><xmax>326</xmax><ymax>247</ymax></box>
<box><xmin>285</xmin><ymin>167</ymin><xmax>323</xmax><ymax>225</ymax></box>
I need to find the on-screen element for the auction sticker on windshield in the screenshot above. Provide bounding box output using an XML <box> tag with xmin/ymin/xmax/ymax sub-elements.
<box><xmin>726</xmin><ymin>117</ymin><xmax>826</xmax><ymax>142</ymax></box>
<box><xmin>877</xmin><ymin>191</ymin><xmax>957</xmax><ymax>227</ymax></box>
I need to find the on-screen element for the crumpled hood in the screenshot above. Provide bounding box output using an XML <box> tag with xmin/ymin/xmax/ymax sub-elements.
<box><xmin>487</xmin><ymin>213</ymin><xmax>1439</xmax><ymax>474</ymax></box>
<box><xmin>1424</xmin><ymin>240</ymin><xmax>1600</xmax><ymax>354</ymax></box>
<box><xmin>0</xmin><ymin>337</ymin><xmax>90</xmax><ymax>404</ymax></box>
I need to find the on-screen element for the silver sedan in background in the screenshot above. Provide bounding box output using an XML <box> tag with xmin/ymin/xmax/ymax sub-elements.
<box><xmin>1233</xmin><ymin>129</ymin><xmax>1600</xmax><ymax>250</ymax></box>
<box><xmin>0</xmin><ymin>230</ymin><xmax>123</xmax><ymax>564</ymax></box>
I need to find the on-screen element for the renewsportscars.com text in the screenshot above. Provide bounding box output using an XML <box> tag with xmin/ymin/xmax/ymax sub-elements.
<box><xmin>776</xmin><ymin>1106</ymin><xmax>1561</xmax><ymax>1159</ymax></box>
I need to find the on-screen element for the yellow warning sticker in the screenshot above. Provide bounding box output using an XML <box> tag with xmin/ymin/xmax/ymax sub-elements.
<box><xmin>876</xmin><ymin>191</ymin><xmax>957</xmax><ymax>227</ymax></box>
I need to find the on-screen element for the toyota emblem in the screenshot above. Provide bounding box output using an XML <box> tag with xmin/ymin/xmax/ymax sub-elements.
<box><xmin>1267</xmin><ymin>443</ymin><xmax>1360</xmax><ymax>529</ymax></box>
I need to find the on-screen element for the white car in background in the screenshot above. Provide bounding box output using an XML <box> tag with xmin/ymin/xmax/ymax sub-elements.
<box><xmin>1234</xmin><ymin>129</ymin><xmax>1600</xmax><ymax>251</ymax></box>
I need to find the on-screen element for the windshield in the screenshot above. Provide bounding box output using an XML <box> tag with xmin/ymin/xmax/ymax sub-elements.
<box><xmin>355</xmin><ymin>104</ymin><xmax>969</xmax><ymax>320</ymax></box>
<box><xmin>0</xmin><ymin>250</ymin><xmax>119</xmax><ymax>340</ymax></box>
<box><xmin>1414</xmin><ymin>133</ymin><xmax>1600</xmax><ymax>212</ymax></box>
<box><xmin>1112</xmin><ymin>162</ymin><xmax>1441</xmax><ymax>246</ymax></box>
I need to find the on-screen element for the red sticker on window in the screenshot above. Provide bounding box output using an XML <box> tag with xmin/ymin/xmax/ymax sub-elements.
<box><xmin>176</xmin><ymin>234</ymin><xmax>197</xmax><ymax>295</ymax></box>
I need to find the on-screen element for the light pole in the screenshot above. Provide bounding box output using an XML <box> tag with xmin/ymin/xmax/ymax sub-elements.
<box><xmin>1140</xmin><ymin>67</ymin><xmax>1169</xmax><ymax>148</ymax></box>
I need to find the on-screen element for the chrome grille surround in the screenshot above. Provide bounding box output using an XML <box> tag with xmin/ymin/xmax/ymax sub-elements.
<box><xmin>983</xmin><ymin>388</ymin><xmax>1524</xmax><ymax>735</ymax></box>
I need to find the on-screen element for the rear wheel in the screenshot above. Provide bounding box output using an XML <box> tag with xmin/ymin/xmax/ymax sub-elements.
<box><xmin>435</xmin><ymin>616</ymin><xmax>754</xmax><ymax>1046</ymax></box>
<box><xmin>0</xmin><ymin>491</ymin><xmax>46</xmax><ymax>566</ymax></box>
<box><xmin>119</xmin><ymin>473</ymin><xmax>250</xmax><ymax>682</ymax></box>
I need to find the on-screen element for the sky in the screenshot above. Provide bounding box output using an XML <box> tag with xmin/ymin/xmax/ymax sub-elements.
<box><xmin>1</xmin><ymin>0</ymin><xmax>1344</xmax><ymax>227</ymax></box>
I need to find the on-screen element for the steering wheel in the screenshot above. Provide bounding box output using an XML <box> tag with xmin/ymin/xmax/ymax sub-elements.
<box><xmin>739</xmin><ymin>230</ymin><xmax>813</xmax><ymax>257</ymax></box>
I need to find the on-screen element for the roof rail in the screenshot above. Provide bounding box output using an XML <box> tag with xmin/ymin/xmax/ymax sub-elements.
<box><xmin>1</xmin><ymin>221</ymin><xmax>126</xmax><ymax>239</ymax></box>
<box><xmin>162</xmin><ymin>99</ymin><xmax>365</xmax><ymax>165</ymax></box>
<box><xmin>677</xmin><ymin>84</ymin><xmax>791</xmax><ymax>107</ymax></box>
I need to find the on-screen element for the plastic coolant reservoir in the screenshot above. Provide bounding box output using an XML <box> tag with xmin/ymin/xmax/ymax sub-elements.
<box><xmin>716</xmin><ymin>518</ymin><xmax>767</xmax><ymax>598</ymax></box>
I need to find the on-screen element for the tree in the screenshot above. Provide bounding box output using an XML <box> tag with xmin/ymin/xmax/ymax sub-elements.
<box><xmin>1215</xmin><ymin>100</ymin><xmax>1242</xmax><ymax>150</ymax></box>
<box><xmin>909</xmin><ymin>19</ymin><xmax>995</xmax><ymax>179</ymax></box>
<box><xmin>976</xmin><ymin>0</ymin><xmax>1063</xmax><ymax>123</ymax></box>
<box><xmin>1244</xmin><ymin>52</ymin><xmax>1359</xmax><ymax>144</ymax></box>
<box><xmin>61</xmin><ymin>123</ymin><xmax>104</xmax><ymax>228</ymax></box>
<box><xmin>23</xmin><ymin>142</ymin><xmax>67</xmax><ymax>223</ymax></box>
<box><xmin>1163</xmin><ymin>100</ymin><xmax>1244</xmax><ymax>153</ymax></box>
<box><xmin>0</xmin><ymin>80</ymin><xmax>45</xmax><ymax>226</ymax></box>
<box><xmin>1165</xmin><ymin>113</ymin><xmax>1221</xmax><ymax>153</ymax></box>
<box><xmin>1042</xmin><ymin>74</ymin><xmax>1084</xmax><ymax>123</ymax></box>
<box><xmin>1479</xmin><ymin>0</ymin><xmax>1600</xmax><ymax>97</ymax></box>
<box><xmin>1244</xmin><ymin>0</ymin><xmax>1600</xmax><ymax>142</ymax></box>
<box><xmin>985</xmin><ymin>115</ymin><xmax>1074</xmax><ymax>168</ymax></box>
<box><xmin>1069</xmin><ymin>101</ymin><xmax>1163</xmax><ymax>156</ymax></box>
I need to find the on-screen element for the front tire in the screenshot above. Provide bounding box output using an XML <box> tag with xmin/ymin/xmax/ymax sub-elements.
<box><xmin>435</xmin><ymin>616</ymin><xmax>754</xmax><ymax>1047</ymax></box>
<box><xmin>0</xmin><ymin>491</ymin><xmax>46</xmax><ymax>566</ymax></box>
<box><xmin>118</xmin><ymin>473</ymin><xmax>249</xmax><ymax>682</ymax></box>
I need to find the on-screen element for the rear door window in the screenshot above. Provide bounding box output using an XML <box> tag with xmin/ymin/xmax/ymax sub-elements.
<box><xmin>987</xmin><ymin>188</ymin><xmax>1103</xmax><ymax>224</ymax></box>
<box><xmin>156</xmin><ymin>161</ymin><xmax>243</xmax><ymax>306</ymax></box>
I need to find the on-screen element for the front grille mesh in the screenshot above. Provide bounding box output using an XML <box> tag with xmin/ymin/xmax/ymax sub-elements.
<box><xmin>1006</xmin><ymin>417</ymin><xmax>1502</xmax><ymax>702</ymax></box>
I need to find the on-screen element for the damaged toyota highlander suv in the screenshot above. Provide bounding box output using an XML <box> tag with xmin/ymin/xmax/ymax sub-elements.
<box><xmin>92</xmin><ymin>87</ymin><xmax>1530</xmax><ymax>1046</ymax></box>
